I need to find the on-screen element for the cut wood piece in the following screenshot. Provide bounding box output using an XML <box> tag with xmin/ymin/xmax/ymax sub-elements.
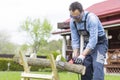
<box><xmin>21</xmin><ymin>72</ymin><xmax>53</xmax><ymax>80</ymax></box>
<box><xmin>13</xmin><ymin>56</ymin><xmax>86</xmax><ymax>75</ymax></box>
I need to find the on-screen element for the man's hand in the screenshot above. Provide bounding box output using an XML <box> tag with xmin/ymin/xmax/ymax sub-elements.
<box><xmin>74</xmin><ymin>54</ymin><xmax>85</xmax><ymax>64</ymax></box>
<box><xmin>72</xmin><ymin>48</ymin><xmax>80</xmax><ymax>58</ymax></box>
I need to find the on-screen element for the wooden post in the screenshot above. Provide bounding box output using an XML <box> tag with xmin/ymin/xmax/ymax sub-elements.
<box><xmin>79</xmin><ymin>34</ymin><xmax>84</xmax><ymax>80</ymax></box>
<box><xmin>49</xmin><ymin>54</ymin><xmax>59</xmax><ymax>80</ymax></box>
<box><xmin>104</xmin><ymin>29</ymin><xmax>108</xmax><ymax>74</ymax></box>
<box><xmin>19</xmin><ymin>51</ymin><xmax>30</xmax><ymax>80</ymax></box>
<box><xmin>80</xmin><ymin>35</ymin><xmax>84</xmax><ymax>53</ymax></box>
<box><xmin>62</xmin><ymin>36</ymin><xmax>67</xmax><ymax>59</ymax></box>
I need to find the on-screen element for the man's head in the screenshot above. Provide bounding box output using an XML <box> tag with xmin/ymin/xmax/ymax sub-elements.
<box><xmin>69</xmin><ymin>2</ymin><xmax>84</xmax><ymax>22</ymax></box>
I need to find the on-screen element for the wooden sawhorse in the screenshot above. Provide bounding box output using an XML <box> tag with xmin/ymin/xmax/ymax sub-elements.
<box><xmin>19</xmin><ymin>51</ymin><xmax>59</xmax><ymax>80</ymax></box>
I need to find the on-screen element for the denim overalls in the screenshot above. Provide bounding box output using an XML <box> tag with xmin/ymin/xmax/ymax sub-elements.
<box><xmin>74</xmin><ymin>12</ymin><xmax>108</xmax><ymax>80</ymax></box>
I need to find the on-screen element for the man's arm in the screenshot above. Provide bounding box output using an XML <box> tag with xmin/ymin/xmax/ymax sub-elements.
<box><xmin>82</xmin><ymin>13</ymin><xmax>99</xmax><ymax>56</ymax></box>
<box><xmin>70</xmin><ymin>19</ymin><xmax>80</xmax><ymax>58</ymax></box>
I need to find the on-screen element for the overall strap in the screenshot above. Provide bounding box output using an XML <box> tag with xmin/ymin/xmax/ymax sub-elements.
<box><xmin>73</xmin><ymin>21</ymin><xmax>79</xmax><ymax>35</ymax></box>
<box><xmin>73</xmin><ymin>12</ymin><xmax>90</xmax><ymax>36</ymax></box>
<box><xmin>84</xmin><ymin>12</ymin><xmax>89</xmax><ymax>34</ymax></box>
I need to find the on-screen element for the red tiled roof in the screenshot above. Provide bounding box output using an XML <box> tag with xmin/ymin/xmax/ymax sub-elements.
<box><xmin>86</xmin><ymin>0</ymin><xmax>120</xmax><ymax>17</ymax></box>
<box><xmin>64</xmin><ymin>18</ymin><xmax>70</xmax><ymax>23</ymax></box>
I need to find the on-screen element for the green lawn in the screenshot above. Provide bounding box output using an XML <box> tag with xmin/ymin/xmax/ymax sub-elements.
<box><xmin>0</xmin><ymin>71</ymin><xmax>120</xmax><ymax>80</ymax></box>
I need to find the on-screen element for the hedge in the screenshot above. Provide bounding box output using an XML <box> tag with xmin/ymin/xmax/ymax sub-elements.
<box><xmin>0</xmin><ymin>58</ymin><xmax>40</xmax><ymax>71</ymax></box>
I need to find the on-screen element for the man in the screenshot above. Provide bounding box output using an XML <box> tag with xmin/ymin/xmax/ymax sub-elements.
<box><xmin>69</xmin><ymin>1</ymin><xmax>108</xmax><ymax>80</ymax></box>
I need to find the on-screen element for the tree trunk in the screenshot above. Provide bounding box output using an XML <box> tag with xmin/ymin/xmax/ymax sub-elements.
<box><xmin>13</xmin><ymin>57</ymin><xmax>86</xmax><ymax>75</ymax></box>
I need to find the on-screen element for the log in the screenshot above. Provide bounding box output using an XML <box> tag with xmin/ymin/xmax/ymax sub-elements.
<box><xmin>13</xmin><ymin>56</ymin><xmax>86</xmax><ymax>75</ymax></box>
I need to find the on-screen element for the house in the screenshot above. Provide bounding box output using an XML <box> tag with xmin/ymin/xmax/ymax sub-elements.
<box><xmin>52</xmin><ymin>0</ymin><xmax>120</xmax><ymax>73</ymax></box>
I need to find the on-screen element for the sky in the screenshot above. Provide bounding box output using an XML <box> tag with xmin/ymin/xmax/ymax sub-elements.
<box><xmin>0</xmin><ymin>0</ymin><xmax>105</xmax><ymax>45</ymax></box>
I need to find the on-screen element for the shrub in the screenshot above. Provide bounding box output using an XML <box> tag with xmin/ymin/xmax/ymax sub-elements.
<box><xmin>0</xmin><ymin>58</ymin><xmax>39</xmax><ymax>71</ymax></box>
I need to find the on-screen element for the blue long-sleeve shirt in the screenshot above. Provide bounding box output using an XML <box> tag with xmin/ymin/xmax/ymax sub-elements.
<box><xmin>70</xmin><ymin>11</ymin><xmax>105</xmax><ymax>50</ymax></box>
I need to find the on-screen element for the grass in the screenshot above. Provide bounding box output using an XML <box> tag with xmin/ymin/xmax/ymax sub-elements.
<box><xmin>0</xmin><ymin>71</ymin><xmax>120</xmax><ymax>80</ymax></box>
<box><xmin>0</xmin><ymin>71</ymin><xmax>20</xmax><ymax>80</ymax></box>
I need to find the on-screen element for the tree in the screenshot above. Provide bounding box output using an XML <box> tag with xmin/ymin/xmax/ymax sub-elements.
<box><xmin>0</xmin><ymin>32</ymin><xmax>17</xmax><ymax>54</ymax></box>
<box><xmin>38</xmin><ymin>39</ymin><xmax>62</xmax><ymax>57</ymax></box>
<box><xmin>20</xmin><ymin>18</ymin><xmax>52</xmax><ymax>54</ymax></box>
<box><xmin>47</xmin><ymin>39</ymin><xmax>62</xmax><ymax>52</ymax></box>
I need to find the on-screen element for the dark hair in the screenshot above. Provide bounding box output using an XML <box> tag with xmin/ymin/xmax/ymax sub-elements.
<box><xmin>69</xmin><ymin>1</ymin><xmax>83</xmax><ymax>12</ymax></box>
